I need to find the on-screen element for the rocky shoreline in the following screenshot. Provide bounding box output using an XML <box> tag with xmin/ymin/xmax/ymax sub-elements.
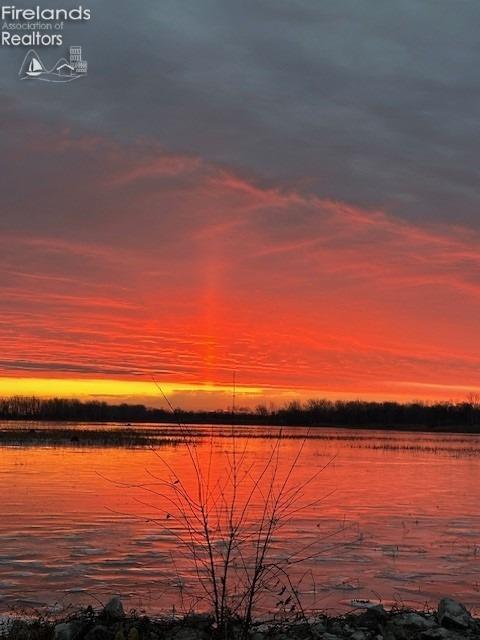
<box><xmin>1</xmin><ymin>596</ymin><xmax>479</xmax><ymax>640</ymax></box>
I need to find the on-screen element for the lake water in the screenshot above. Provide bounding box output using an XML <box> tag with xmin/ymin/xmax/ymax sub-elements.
<box><xmin>0</xmin><ymin>423</ymin><xmax>479</xmax><ymax>617</ymax></box>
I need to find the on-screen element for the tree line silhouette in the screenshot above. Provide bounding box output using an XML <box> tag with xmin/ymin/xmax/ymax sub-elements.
<box><xmin>1</xmin><ymin>396</ymin><xmax>480</xmax><ymax>431</ymax></box>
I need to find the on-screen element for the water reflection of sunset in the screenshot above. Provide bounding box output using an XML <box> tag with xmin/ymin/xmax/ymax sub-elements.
<box><xmin>1</xmin><ymin>429</ymin><xmax>479</xmax><ymax>615</ymax></box>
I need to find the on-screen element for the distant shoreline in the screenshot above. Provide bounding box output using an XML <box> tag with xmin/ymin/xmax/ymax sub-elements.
<box><xmin>1</xmin><ymin>396</ymin><xmax>480</xmax><ymax>434</ymax></box>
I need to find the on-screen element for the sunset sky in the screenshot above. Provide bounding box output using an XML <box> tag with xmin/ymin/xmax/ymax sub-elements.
<box><xmin>1</xmin><ymin>1</ymin><xmax>480</xmax><ymax>409</ymax></box>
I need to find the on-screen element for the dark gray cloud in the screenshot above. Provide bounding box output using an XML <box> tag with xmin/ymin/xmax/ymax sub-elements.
<box><xmin>0</xmin><ymin>359</ymin><xmax>139</xmax><ymax>375</ymax></box>
<box><xmin>1</xmin><ymin>0</ymin><xmax>480</xmax><ymax>224</ymax></box>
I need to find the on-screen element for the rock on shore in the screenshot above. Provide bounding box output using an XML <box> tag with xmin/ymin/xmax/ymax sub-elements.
<box><xmin>2</xmin><ymin>596</ymin><xmax>479</xmax><ymax>640</ymax></box>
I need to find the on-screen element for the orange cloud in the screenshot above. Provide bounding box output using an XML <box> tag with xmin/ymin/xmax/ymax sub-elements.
<box><xmin>1</xmin><ymin>128</ymin><xmax>480</xmax><ymax>407</ymax></box>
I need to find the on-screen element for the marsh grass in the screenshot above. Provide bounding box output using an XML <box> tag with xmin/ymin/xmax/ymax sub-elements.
<box><xmin>3</xmin><ymin>425</ymin><xmax>478</xmax><ymax>458</ymax></box>
<box><xmin>0</xmin><ymin>428</ymin><xmax>185</xmax><ymax>449</ymax></box>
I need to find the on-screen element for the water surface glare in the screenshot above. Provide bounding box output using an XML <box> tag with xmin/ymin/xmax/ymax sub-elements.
<box><xmin>0</xmin><ymin>423</ymin><xmax>479</xmax><ymax>616</ymax></box>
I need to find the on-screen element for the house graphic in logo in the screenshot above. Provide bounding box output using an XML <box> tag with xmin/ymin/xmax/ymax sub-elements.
<box><xmin>19</xmin><ymin>46</ymin><xmax>88</xmax><ymax>82</ymax></box>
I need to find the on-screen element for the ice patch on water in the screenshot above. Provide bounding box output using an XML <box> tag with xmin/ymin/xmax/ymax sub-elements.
<box><xmin>46</xmin><ymin>603</ymin><xmax>64</xmax><ymax>614</ymax></box>
<box><xmin>330</xmin><ymin>578</ymin><xmax>361</xmax><ymax>591</ymax></box>
<box><xmin>71</xmin><ymin>548</ymin><xmax>107</xmax><ymax>557</ymax></box>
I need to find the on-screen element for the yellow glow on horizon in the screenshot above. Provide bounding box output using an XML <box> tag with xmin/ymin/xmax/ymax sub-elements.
<box><xmin>0</xmin><ymin>376</ymin><xmax>471</xmax><ymax>409</ymax></box>
<box><xmin>0</xmin><ymin>377</ymin><xmax>263</xmax><ymax>400</ymax></box>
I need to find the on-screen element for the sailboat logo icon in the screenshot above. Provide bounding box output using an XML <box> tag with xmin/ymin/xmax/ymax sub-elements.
<box><xmin>26</xmin><ymin>54</ymin><xmax>44</xmax><ymax>76</ymax></box>
<box><xmin>19</xmin><ymin>47</ymin><xmax>88</xmax><ymax>83</ymax></box>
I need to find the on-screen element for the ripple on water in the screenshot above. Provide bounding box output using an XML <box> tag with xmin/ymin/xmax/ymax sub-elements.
<box><xmin>1</xmin><ymin>425</ymin><xmax>480</xmax><ymax>615</ymax></box>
